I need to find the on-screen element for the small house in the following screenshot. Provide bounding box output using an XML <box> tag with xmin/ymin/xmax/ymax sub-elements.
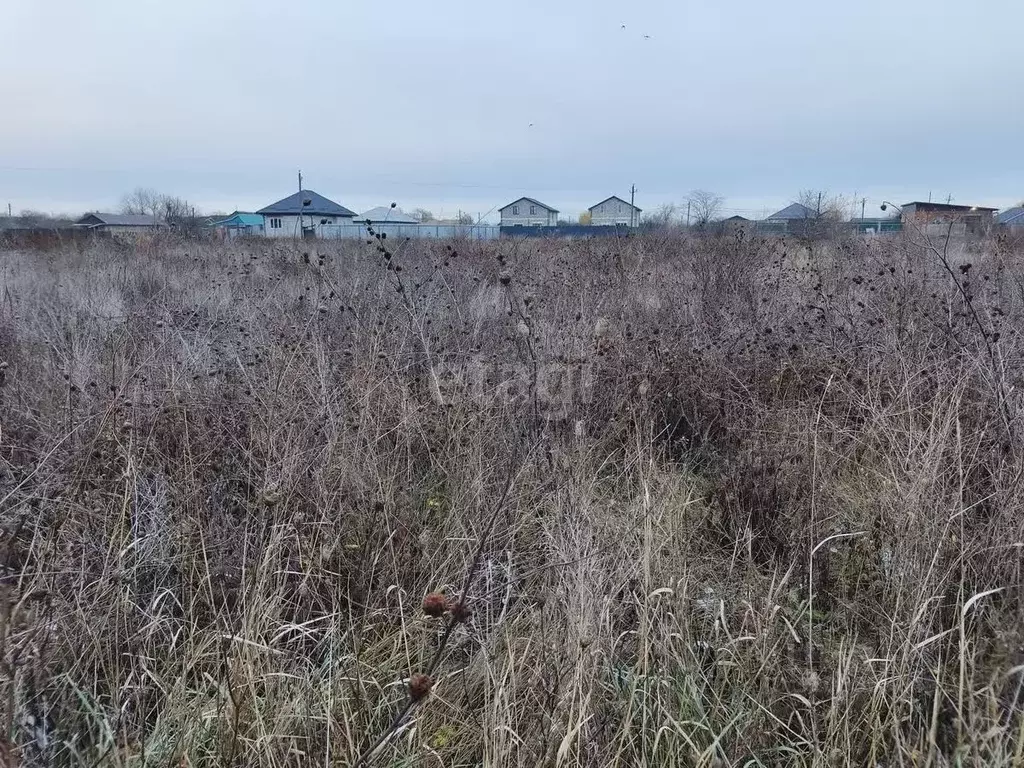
<box><xmin>588</xmin><ymin>196</ymin><xmax>641</xmax><ymax>227</ymax></box>
<box><xmin>499</xmin><ymin>197</ymin><xmax>558</xmax><ymax>227</ymax></box>
<box><xmin>257</xmin><ymin>189</ymin><xmax>356</xmax><ymax>238</ymax></box>
<box><xmin>765</xmin><ymin>203</ymin><xmax>816</xmax><ymax>223</ymax></box>
<box><xmin>357</xmin><ymin>206</ymin><xmax>419</xmax><ymax>225</ymax></box>
<box><xmin>997</xmin><ymin>207</ymin><xmax>1024</xmax><ymax>231</ymax></box>
<box><xmin>75</xmin><ymin>213</ymin><xmax>166</xmax><ymax>237</ymax></box>
<box><xmin>899</xmin><ymin>202</ymin><xmax>997</xmax><ymax>237</ymax></box>
<box><xmin>210</xmin><ymin>212</ymin><xmax>264</xmax><ymax>238</ymax></box>
<box><xmin>721</xmin><ymin>215</ymin><xmax>753</xmax><ymax>235</ymax></box>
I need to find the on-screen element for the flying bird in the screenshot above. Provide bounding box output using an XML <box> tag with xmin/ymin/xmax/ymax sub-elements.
<box><xmin>643</xmin><ymin>34</ymin><xmax>651</xmax><ymax>39</ymax></box>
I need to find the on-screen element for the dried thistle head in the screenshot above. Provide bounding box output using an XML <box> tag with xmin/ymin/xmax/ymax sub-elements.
<box><xmin>422</xmin><ymin>592</ymin><xmax>447</xmax><ymax>618</ymax></box>
<box><xmin>450</xmin><ymin>601</ymin><xmax>472</xmax><ymax>623</ymax></box>
<box><xmin>408</xmin><ymin>673</ymin><xmax>433</xmax><ymax>702</ymax></box>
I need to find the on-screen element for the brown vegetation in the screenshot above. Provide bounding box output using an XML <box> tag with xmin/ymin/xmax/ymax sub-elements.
<box><xmin>0</xmin><ymin>229</ymin><xmax>1022</xmax><ymax>766</ymax></box>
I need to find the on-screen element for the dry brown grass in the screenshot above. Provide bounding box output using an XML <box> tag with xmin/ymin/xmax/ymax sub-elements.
<box><xmin>0</xmin><ymin>230</ymin><xmax>1022</xmax><ymax>766</ymax></box>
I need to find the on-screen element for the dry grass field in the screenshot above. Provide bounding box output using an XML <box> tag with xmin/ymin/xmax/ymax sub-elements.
<box><xmin>1</xmin><ymin>229</ymin><xmax>1023</xmax><ymax>766</ymax></box>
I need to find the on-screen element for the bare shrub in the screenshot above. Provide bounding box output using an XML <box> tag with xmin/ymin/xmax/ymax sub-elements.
<box><xmin>0</xmin><ymin>230</ymin><xmax>1022</xmax><ymax>765</ymax></box>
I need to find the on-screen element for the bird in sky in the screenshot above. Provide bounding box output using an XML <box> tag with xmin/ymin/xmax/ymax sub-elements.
<box><xmin>621</xmin><ymin>24</ymin><xmax>626</xmax><ymax>29</ymax></box>
<box><xmin>643</xmin><ymin>34</ymin><xmax>651</xmax><ymax>39</ymax></box>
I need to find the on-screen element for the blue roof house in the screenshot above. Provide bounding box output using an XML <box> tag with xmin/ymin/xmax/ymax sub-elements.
<box><xmin>210</xmin><ymin>212</ymin><xmax>265</xmax><ymax>238</ymax></box>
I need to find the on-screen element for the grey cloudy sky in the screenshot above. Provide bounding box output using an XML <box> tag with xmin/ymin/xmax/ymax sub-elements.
<box><xmin>2</xmin><ymin>0</ymin><xmax>1021</xmax><ymax>220</ymax></box>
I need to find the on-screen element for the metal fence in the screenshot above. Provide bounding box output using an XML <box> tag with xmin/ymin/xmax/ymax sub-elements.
<box><xmin>500</xmin><ymin>224</ymin><xmax>635</xmax><ymax>238</ymax></box>
<box><xmin>320</xmin><ymin>223</ymin><xmax>501</xmax><ymax>240</ymax></box>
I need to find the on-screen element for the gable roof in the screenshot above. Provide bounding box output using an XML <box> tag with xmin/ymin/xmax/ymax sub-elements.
<box><xmin>588</xmin><ymin>195</ymin><xmax>642</xmax><ymax>212</ymax></box>
<box><xmin>766</xmin><ymin>203</ymin><xmax>816</xmax><ymax>221</ymax></box>
<box><xmin>997</xmin><ymin>207</ymin><xmax>1024</xmax><ymax>225</ymax></box>
<box><xmin>257</xmin><ymin>189</ymin><xmax>356</xmax><ymax>217</ymax></box>
<box><xmin>211</xmin><ymin>212</ymin><xmax>264</xmax><ymax>227</ymax></box>
<box><xmin>724</xmin><ymin>215</ymin><xmax>749</xmax><ymax>221</ymax></box>
<box><xmin>357</xmin><ymin>206</ymin><xmax>419</xmax><ymax>224</ymax></box>
<box><xmin>75</xmin><ymin>213</ymin><xmax>164</xmax><ymax>227</ymax></box>
<box><xmin>499</xmin><ymin>197</ymin><xmax>559</xmax><ymax>214</ymax></box>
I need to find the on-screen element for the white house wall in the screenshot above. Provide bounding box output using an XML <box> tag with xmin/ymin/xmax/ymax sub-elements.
<box><xmin>262</xmin><ymin>214</ymin><xmax>353</xmax><ymax>238</ymax></box>
<box><xmin>102</xmin><ymin>225</ymin><xmax>165</xmax><ymax>240</ymax></box>
<box><xmin>590</xmin><ymin>198</ymin><xmax>639</xmax><ymax>226</ymax></box>
<box><xmin>500</xmin><ymin>200</ymin><xmax>557</xmax><ymax>227</ymax></box>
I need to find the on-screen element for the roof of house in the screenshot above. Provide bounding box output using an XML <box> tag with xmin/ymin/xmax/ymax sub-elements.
<box><xmin>588</xmin><ymin>195</ymin><xmax>642</xmax><ymax>212</ymax></box>
<box><xmin>997</xmin><ymin>207</ymin><xmax>1024</xmax><ymax>225</ymax></box>
<box><xmin>766</xmin><ymin>203</ymin><xmax>816</xmax><ymax>221</ymax></box>
<box><xmin>256</xmin><ymin>190</ymin><xmax>356</xmax><ymax>217</ymax></box>
<box><xmin>723</xmin><ymin>215</ymin><xmax>749</xmax><ymax>221</ymax></box>
<box><xmin>902</xmin><ymin>201</ymin><xmax>999</xmax><ymax>212</ymax></box>
<box><xmin>357</xmin><ymin>206</ymin><xmax>419</xmax><ymax>224</ymax></box>
<box><xmin>211</xmin><ymin>212</ymin><xmax>264</xmax><ymax>227</ymax></box>
<box><xmin>75</xmin><ymin>213</ymin><xmax>164</xmax><ymax>228</ymax></box>
<box><xmin>499</xmin><ymin>197</ymin><xmax>559</xmax><ymax>214</ymax></box>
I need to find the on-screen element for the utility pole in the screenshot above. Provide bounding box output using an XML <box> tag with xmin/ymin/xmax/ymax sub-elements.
<box><xmin>686</xmin><ymin>200</ymin><xmax>691</xmax><ymax>228</ymax></box>
<box><xmin>629</xmin><ymin>184</ymin><xmax>636</xmax><ymax>228</ymax></box>
<box><xmin>298</xmin><ymin>170</ymin><xmax>304</xmax><ymax>237</ymax></box>
<box><xmin>816</xmin><ymin>192</ymin><xmax>822</xmax><ymax>217</ymax></box>
<box><xmin>861</xmin><ymin>197</ymin><xmax>866</xmax><ymax>221</ymax></box>
<box><xmin>6</xmin><ymin>203</ymin><xmax>10</xmax><ymax>218</ymax></box>
<box><xmin>946</xmin><ymin>194</ymin><xmax>953</xmax><ymax>204</ymax></box>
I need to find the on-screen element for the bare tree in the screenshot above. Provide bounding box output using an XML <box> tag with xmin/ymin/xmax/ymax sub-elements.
<box><xmin>120</xmin><ymin>188</ymin><xmax>202</xmax><ymax>232</ymax></box>
<box><xmin>158</xmin><ymin>195</ymin><xmax>194</xmax><ymax>224</ymax></box>
<box><xmin>456</xmin><ymin>212</ymin><xmax>475</xmax><ymax>225</ymax></box>
<box><xmin>15</xmin><ymin>209</ymin><xmax>73</xmax><ymax>227</ymax></box>
<box><xmin>642</xmin><ymin>203</ymin><xmax>679</xmax><ymax>228</ymax></box>
<box><xmin>685</xmin><ymin>190</ymin><xmax>724</xmax><ymax>229</ymax></box>
<box><xmin>797</xmin><ymin>189</ymin><xmax>847</xmax><ymax>221</ymax></box>
<box><xmin>411</xmin><ymin>208</ymin><xmax>435</xmax><ymax>223</ymax></box>
<box><xmin>120</xmin><ymin>187</ymin><xmax>162</xmax><ymax>217</ymax></box>
<box><xmin>791</xmin><ymin>189</ymin><xmax>850</xmax><ymax>239</ymax></box>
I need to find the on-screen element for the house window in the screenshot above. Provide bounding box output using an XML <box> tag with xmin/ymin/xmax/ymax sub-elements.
<box><xmin>270</xmin><ymin>217</ymin><xmax>282</xmax><ymax>229</ymax></box>
<box><xmin>512</xmin><ymin>206</ymin><xmax>519</xmax><ymax>215</ymax></box>
<box><xmin>530</xmin><ymin>205</ymin><xmax>537</xmax><ymax>215</ymax></box>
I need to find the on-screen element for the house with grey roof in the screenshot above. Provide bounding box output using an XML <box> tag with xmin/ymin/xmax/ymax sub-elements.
<box><xmin>257</xmin><ymin>189</ymin><xmax>356</xmax><ymax>238</ymax></box>
<box><xmin>766</xmin><ymin>202</ymin><xmax>816</xmax><ymax>222</ymax></box>
<box><xmin>997</xmin><ymin>207</ymin><xmax>1024</xmax><ymax>230</ymax></box>
<box><xmin>499</xmin><ymin>197</ymin><xmax>558</xmax><ymax>227</ymax></box>
<box><xmin>357</xmin><ymin>206</ymin><xmax>418</xmax><ymax>225</ymax></box>
<box><xmin>759</xmin><ymin>202</ymin><xmax>822</xmax><ymax>235</ymax></box>
<box><xmin>721</xmin><ymin>215</ymin><xmax>754</xmax><ymax>235</ymax></box>
<box><xmin>75</xmin><ymin>213</ymin><xmax>166</xmax><ymax>238</ymax></box>
<box><xmin>588</xmin><ymin>195</ymin><xmax>641</xmax><ymax>227</ymax></box>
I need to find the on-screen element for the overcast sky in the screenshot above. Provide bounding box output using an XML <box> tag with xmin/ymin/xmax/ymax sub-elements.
<box><xmin>1</xmin><ymin>0</ymin><xmax>1021</xmax><ymax>221</ymax></box>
